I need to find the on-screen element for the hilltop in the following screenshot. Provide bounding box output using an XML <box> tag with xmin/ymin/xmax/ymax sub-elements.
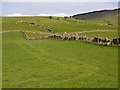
<box><xmin>72</xmin><ymin>8</ymin><xmax>119</xmax><ymax>25</ymax></box>
<box><xmin>72</xmin><ymin>8</ymin><xmax>119</xmax><ymax>20</ymax></box>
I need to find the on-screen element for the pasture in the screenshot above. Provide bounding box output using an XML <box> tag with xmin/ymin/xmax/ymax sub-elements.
<box><xmin>2</xmin><ymin>17</ymin><xmax>118</xmax><ymax>32</ymax></box>
<box><xmin>2</xmin><ymin>16</ymin><xmax>118</xmax><ymax>88</ymax></box>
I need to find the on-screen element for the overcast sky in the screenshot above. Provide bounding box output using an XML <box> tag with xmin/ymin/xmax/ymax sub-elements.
<box><xmin>1</xmin><ymin>0</ymin><xmax>119</xmax><ymax>17</ymax></box>
<box><xmin>1</xmin><ymin>0</ymin><xmax>119</xmax><ymax>2</ymax></box>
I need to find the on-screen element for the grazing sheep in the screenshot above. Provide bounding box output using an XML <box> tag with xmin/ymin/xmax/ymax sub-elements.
<box><xmin>63</xmin><ymin>32</ymin><xmax>67</xmax><ymax>35</ymax></box>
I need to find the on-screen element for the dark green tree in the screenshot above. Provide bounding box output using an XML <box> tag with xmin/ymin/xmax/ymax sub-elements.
<box><xmin>49</xmin><ymin>16</ymin><xmax>52</xmax><ymax>19</ymax></box>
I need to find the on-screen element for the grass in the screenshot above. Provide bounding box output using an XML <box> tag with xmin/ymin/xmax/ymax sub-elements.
<box><xmin>2</xmin><ymin>17</ymin><xmax>118</xmax><ymax>33</ymax></box>
<box><xmin>87</xmin><ymin>15</ymin><xmax>118</xmax><ymax>25</ymax></box>
<box><xmin>2</xmin><ymin>17</ymin><xmax>49</xmax><ymax>32</ymax></box>
<box><xmin>2</xmin><ymin>32</ymin><xmax>118</xmax><ymax>88</ymax></box>
<box><xmin>24</xmin><ymin>30</ymin><xmax>118</xmax><ymax>39</ymax></box>
<box><xmin>77</xmin><ymin>32</ymin><xmax>118</xmax><ymax>38</ymax></box>
<box><xmin>25</xmin><ymin>32</ymin><xmax>49</xmax><ymax>37</ymax></box>
<box><xmin>2</xmin><ymin>16</ymin><xmax>119</xmax><ymax>88</ymax></box>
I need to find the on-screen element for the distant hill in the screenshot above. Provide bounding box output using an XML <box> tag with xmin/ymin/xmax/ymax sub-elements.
<box><xmin>72</xmin><ymin>9</ymin><xmax>119</xmax><ymax>20</ymax></box>
<box><xmin>72</xmin><ymin>9</ymin><xmax>119</xmax><ymax>25</ymax></box>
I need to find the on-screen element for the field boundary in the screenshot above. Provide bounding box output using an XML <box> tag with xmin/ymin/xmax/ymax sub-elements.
<box><xmin>2</xmin><ymin>30</ymin><xmax>119</xmax><ymax>46</ymax></box>
<box><xmin>1</xmin><ymin>30</ymin><xmax>118</xmax><ymax>34</ymax></box>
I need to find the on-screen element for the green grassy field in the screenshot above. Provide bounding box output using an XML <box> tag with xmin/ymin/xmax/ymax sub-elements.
<box><xmin>77</xmin><ymin>32</ymin><xmax>118</xmax><ymax>39</ymax></box>
<box><xmin>87</xmin><ymin>15</ymin><xmax>118</xmax><ymax>25</ymax></box>
<box><xmin>2</xmin><ymin>17</ymin><xmax>118</xmax><ymax>88</ymax></box>
<box><xmin>2</xmin><ymin>17</ymin><xmax>118</xmax><ymax>33</ymax></box>
<box><xmin>25</xmin><ymin>32</ymin><xmax>49</xmax><ymax>37</ymax></box>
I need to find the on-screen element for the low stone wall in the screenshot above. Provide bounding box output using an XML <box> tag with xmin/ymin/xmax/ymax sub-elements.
<box><xmin>48</xmin><ymin>34</ymin><xmax>120</xmax><ymax>46</ymax></box>
<box><xmin>21</xmin><ymin>31</ymin><xmax>49</xmax><ymax>40</ymax></box>
<box><xmin>17</xmin><ymin>20</ymin><xmax>53</xmax><ymax>32</ymax></box>
<box><xmin>21</xmin><ymin>31</ymin><xmax>120</xmax><ymax>46</ymax></box>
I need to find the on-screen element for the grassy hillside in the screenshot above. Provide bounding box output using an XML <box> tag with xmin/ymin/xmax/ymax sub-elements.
<box><xmin>2</xmin><ymin>32</ymin><xmax>118</xmax><ymax>88</ymax></box>
<box><xmin>2</xmin><ymin>16</ymin><xmax>118</xmax><ymax>88</ymax></box>
<box><xmin>72</xmin><ymin>9</ymin><xmax>119</xmax><ymax>25</ymax></box>
<box><xmin>86</xmin><ymin>15</ymin><xmax>118</xmax><ymax>25</ymax></box>
<box><xmin>2</xmin><ymin>17</ymin><xmax>118</xmax><ymax>33</ymax></box>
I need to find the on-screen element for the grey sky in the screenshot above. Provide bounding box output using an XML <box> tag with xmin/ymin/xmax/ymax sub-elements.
<box><xmin>2</xmin><ymin>2</ymin><xmax>118</xmax><ymax>16</ymax></box>
<box><xmin>2</xmin><ymin>0</ymin><xmax>119</xmax><ymax>2</ymax></box>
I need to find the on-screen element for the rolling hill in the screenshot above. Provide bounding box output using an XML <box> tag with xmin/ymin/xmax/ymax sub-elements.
<box><xmin>72</xmin><ymin>8</ymin><xmax>119</xmax><ymax>25</ymax></box>
<box><xmin>2</xmin><ymin>11</ymin><xmax>119</xmax><ymax>88</ymax></box>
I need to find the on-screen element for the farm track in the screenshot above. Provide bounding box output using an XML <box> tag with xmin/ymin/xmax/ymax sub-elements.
<box><xmin>1</xmin><ymin>30</ymin><xmax>52</xmax><ymax>34</ymax></box>
<box><xmin>67</xmin><ymin>30</ymin><xmax>117</xmax><ymax>34</ymax></box>
<box><xmin>0</xmin><ymin>30</ymin><xmax>118</xmax><ymax>35</ymax></box>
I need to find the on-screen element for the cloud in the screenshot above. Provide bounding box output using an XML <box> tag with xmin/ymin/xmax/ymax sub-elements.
<box><xmin>5</xmin><ymin>13</ymin><xmax>23</xmax><ymax>16</ymax></box>
<box><xmin>38</xmin><ymin>13</ymin><xmax>69</xmax><ymax>17</ymax></box>
<box><xmin>5</xmin><ymin>13</ymin><xmax>32</xmax><ymax>16</ymax></box>
<box><xmin>4</xmin><ymin>13</ymin><xmax>70</xmax><ymax>17</ymax></box>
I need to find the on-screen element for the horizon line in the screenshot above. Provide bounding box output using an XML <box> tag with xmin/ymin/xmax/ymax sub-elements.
<box><xmin>2</xmin><ymin>8</ymin><xmax>119</xmax><ymax>17</ymax></box>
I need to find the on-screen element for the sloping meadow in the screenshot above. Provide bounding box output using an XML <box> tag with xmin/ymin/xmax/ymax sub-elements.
<box><xmin>2</xmin><ymin>17</ymin><xmax>118</xmax><ymax>88</ymax></box>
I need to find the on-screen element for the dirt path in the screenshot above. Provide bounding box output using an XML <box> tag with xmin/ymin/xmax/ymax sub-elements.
<box><xmin>66</xmin><ymin>30</ymin><xmax>117</xmax><ymax>34</ymax></box>
<box><xmin>0</xmin><ymin>30</ymin><xmax>53</xmax><ymax>34</ymax></box>
<box><xmin>0</xmin><ymin>30</ymin><xmax>118</xmax><ymax>35</ymax></box>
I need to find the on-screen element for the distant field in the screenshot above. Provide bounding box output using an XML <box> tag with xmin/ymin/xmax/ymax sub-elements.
<box><xmin>87</xmin><ymin>15</ymin><xmax>118</xmax><ymax>25</ymax></box>
<box><xmin>2</xmin><ymin>17</ymin><xmax>118</xmax><ymax>88</ymax></box>
<box><xmin>77</xmin><ymin>32</ymin><xmax>118</xmax><ymax>39</ymax></box>
<box><xmin>72</xmin><ymin>9</ymin><xmax>119</xmax><ymax>26</ymax></box>
<box><xmin>2</xmin><ymin>17</ymin><xmax>118</xmax><ymax>33</ymax></box>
